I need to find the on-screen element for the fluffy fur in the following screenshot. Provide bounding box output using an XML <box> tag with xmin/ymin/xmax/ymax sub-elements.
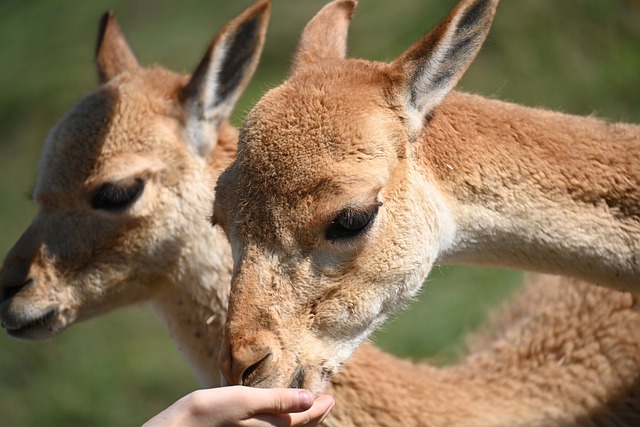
<box><xmin>213</xmin><ymin>0</ymin><xmax>640</xmax><ymax>391</ymax></box>
<box><xmin>329</xmin><ymin>276</ymin><xmax>640</xmax><ymax>427</ymax></box>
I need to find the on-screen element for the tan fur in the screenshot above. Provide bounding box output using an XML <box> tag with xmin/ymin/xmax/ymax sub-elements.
<box><xmin>0</xmin><ymin>0</ymin><xmax>270</xmax><ymax>386</ymax></box>
<box><xmin>2</xmin><ymin>3</ymin><xmax>640</xmax><ymax>426</ymax></box>
<box><xmin>330</xmin><ymin>277</ymin><xmax>640</xmax><ymax>427</ymax></box>
<box><xmin>429</xmin><ymin>92</ymin><xmax>640</xmax><ymax>286</ymax></box>
<box><xmin>212</xmin><ymin>0</ymin><xmax>640</xmax><ymax>392</ymax></box>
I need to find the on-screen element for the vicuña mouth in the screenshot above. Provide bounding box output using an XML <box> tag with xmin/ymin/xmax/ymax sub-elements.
<box><xmin>3</xmin><ymin>308</ymin><xmax>58</xmax><ymax>339</ymax></box>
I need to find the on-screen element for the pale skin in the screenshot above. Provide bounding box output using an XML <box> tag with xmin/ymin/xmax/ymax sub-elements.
<box><xmin>143</xmin><ymin>387</ymin><xmax>334</xmax><ymax>427</ymax></box>
<box><xmin>213</xmin><ymin>0</ymin><xmax>640</xmax><ymax>393</ymax></box>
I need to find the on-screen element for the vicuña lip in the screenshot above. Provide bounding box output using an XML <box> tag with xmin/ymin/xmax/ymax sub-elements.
<box><xmin>3</xmin><ymin>308</ymin><xmax>58</xmax><ymax>338</ymax></box>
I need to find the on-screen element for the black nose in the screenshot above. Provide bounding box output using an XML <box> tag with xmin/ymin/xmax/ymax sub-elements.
<box><xmin>0</xmin><ymin>257</ymin><xmax>33</xmax><ymax>305</ymax></box>
<box><xmin>288</xmin><ymin>365</ymin><xmax>306</xmax><ymax>389</ymax></box>
<box><xmin>1</xmin><ymin>278</ymin><xmax>33</xmax><ymax>304</ymax></box>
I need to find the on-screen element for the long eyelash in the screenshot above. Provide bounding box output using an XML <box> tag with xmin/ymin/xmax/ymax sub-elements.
<box><xmin>338</xmin><ymin>202</ymin><xmax>383</xmax><ymax>222</ymax></box>
<box><xmin>341</xmin><ymin>201</ymin><xmax>382</xmax><ymax>224</ymax></box>
<box><xmin>337</xmin><ymin>209</ymin><xmax>370</xmax><ymax>227</ymax></box>
<box><xmin>91</xmin><ymin>179</ymin><xmax>145</xmax><ymax>211</ymax></box>
<box><xmin>326</xmin><ymin>201</ymin><xmax>382</xmax><ymax>241</ymax></box>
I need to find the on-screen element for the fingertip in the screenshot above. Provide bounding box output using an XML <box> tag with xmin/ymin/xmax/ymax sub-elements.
<box><xmin>297</xmin><ymin>390</ymin><xmax>313</xmax><ymax>410</ymax></box>
<box><xmin>316</xmin><ymin>394</ymin><xmax>335</xmax><ymax>409</ymax></box>
<box><xmin>315</xmin><ymin>394</ymin><xmax>336</xmax><ymax>424</ymax></box>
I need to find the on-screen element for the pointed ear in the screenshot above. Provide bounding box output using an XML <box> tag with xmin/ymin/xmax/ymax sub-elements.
<box><xmin>96</xmin><ymin>11</ymin><xmax>139</xmax><ymax>84</ymax></box>
<box><xmin>181</xmin><ymin>0</ymin><xmax>270</xmax><ymax>157</ymax></box>
<box><xmin>291</xmin><ymin>0</ymin><xmax>357</xmax><ymax>72</ymax></box>
<box><xmin>391</xmin><ymin>0</ymin><xmax>498</xmax><ymax>130</ymax></box>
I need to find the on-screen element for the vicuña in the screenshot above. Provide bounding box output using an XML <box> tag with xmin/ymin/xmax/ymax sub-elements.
<box><xmin>213</xmin><ymin>0</ymin><xmax>640</xmax><ymax>392</ymax></box>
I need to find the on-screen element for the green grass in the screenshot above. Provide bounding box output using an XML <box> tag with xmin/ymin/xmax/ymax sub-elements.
<box><xmin>0</xmin><ymin>0</ymin><xmax>638</xmax><ymax>425</ymax></box>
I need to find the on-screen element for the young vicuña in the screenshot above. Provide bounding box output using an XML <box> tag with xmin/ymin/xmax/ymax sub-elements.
<box><xmin>0</xmin><ymin>0</ymin><xmax>271</xmax><ymax>386</ymax></box>
<box><xmin>213</xmin><ymin>0</ymin><xmax>640</xmax><ymax>392</ymax></box>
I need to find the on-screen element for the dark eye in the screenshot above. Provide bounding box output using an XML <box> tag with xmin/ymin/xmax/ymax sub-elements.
<box><xmin>91</xmin><ymin>179</ymin><xmax>145</xmax><ymax>211</ymax></box>
<box><xmin>325</xmin><ymin>202</ymin><xmax>382</xmax><ymax>241</ymax></box>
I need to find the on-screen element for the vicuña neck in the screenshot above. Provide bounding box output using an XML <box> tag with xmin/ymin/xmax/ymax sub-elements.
<box><xmin>325</xmin><ymin>343</ymin><xmax>532</xmax><ymax>427</ymax></box>
<box><xmin>427</xmin><ymin>92</ymin><xmax>640</xmax><ymax>290</ymax></box>
<box><xmin>150</xmin><ymin>225</ymin><xmax>233</xmax><ymax>387</ymax></box>
<box><xmin>328</xmin><ymin>275</ymin><xmax>640</xmax><ymax>427</ymax></box>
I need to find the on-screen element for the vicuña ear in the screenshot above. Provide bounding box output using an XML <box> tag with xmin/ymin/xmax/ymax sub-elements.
<box><xmin>182</xmin><ymin>0</ymin><xmax>270</xmax><ymax>157</ymax></box>
<box><xmin>391</xmin><ymin>0</ymin><xmax>498</xmax><ymax>130</ymax></box>
<box><xmin>291</xmin><ymin>0</ymin><xmax>357</xmax><ymax>72</ymax></box>
<box><xmin>96</xmin><ymin>11</ymin><xmax>139</xmax><ymax>84</ymax></box>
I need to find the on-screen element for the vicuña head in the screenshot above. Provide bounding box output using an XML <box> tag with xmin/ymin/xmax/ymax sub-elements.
<box><xmin>214</xmin><ymin>0</ymin><xmax>640</xmax><ymax>392</ymax></box>
<box><xmin>0</xmin><ymin>0</ymin><xmax>269</xmax><ymax>386</ymax></box>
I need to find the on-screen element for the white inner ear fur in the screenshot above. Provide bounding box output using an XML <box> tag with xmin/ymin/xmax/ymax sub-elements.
<box><xmin>406</xmin><ymin>13</ymin><xmax>467</xmax><ymax>133</ymax></box>
<box><xmin>184</xmin><ymin>36</ymin><xmax>231</xmax><ymax>158</ymax></box>
<box><xmin>184</xmin><ymin>111</ymin><xmax>220</xmax><ymax>158</ymax></box>
<box><xmin>202</xmin><ymin>35</ymin><xmax>238</xmax><ymax>124</ymax></box>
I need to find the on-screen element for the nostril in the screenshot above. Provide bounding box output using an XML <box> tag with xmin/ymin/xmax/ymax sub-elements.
<box><xmin>241</xmin><ymin>352</ymin><xmax>271</xmax><ymax>386</ymax></box>
<box><xmin>1</xmin><ymin>279</ymin><xmax>32</xmax><ymax>302</ymax></box>
<box><xmin>289</xmin><ymin>365</ymin><xmax>305</xmax><ymax>389</ymax></box>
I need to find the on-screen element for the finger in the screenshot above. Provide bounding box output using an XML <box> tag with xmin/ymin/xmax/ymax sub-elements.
<box><xmin>250</xmin><ymin>394</ymin><xmax>335</xmax><ymax>427</ymax></box>
<box><xmin>245</xmin><ymin>388</ymin><xmax>315</xmax><ymax>415</ymax></box>
<box><xmin>293</xmin><ymin>395</ymin><xmax>335</xmax><ymax>427</ymax></box>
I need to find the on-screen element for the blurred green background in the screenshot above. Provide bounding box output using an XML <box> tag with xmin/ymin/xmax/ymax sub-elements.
<box><xmin>0</xmin><ymin>0</ymin><xmax>638</xmax><ymax>425</ymax></box>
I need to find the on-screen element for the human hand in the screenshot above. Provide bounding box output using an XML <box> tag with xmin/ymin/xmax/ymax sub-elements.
<box><xmin>142</xmin><ymin>386</ymin><xmax>335</xmax><ymax>427</ymax></box>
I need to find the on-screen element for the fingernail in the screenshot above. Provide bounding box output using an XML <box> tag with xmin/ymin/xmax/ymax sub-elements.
<box><xmin>298</xmin><ymin>390</ymin><xmax>313</xmax><ymax>408</ymax></box>
<box><xmin>319</xmin><ymin>400</ymin><xmax>335</xmax><ymax>423</ymax></box>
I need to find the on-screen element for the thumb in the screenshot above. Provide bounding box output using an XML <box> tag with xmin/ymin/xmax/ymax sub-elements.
<box><xmin>247</xmin><ymin>388</ymin><xmax>314</xmax><ymax>415</ymax></box>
